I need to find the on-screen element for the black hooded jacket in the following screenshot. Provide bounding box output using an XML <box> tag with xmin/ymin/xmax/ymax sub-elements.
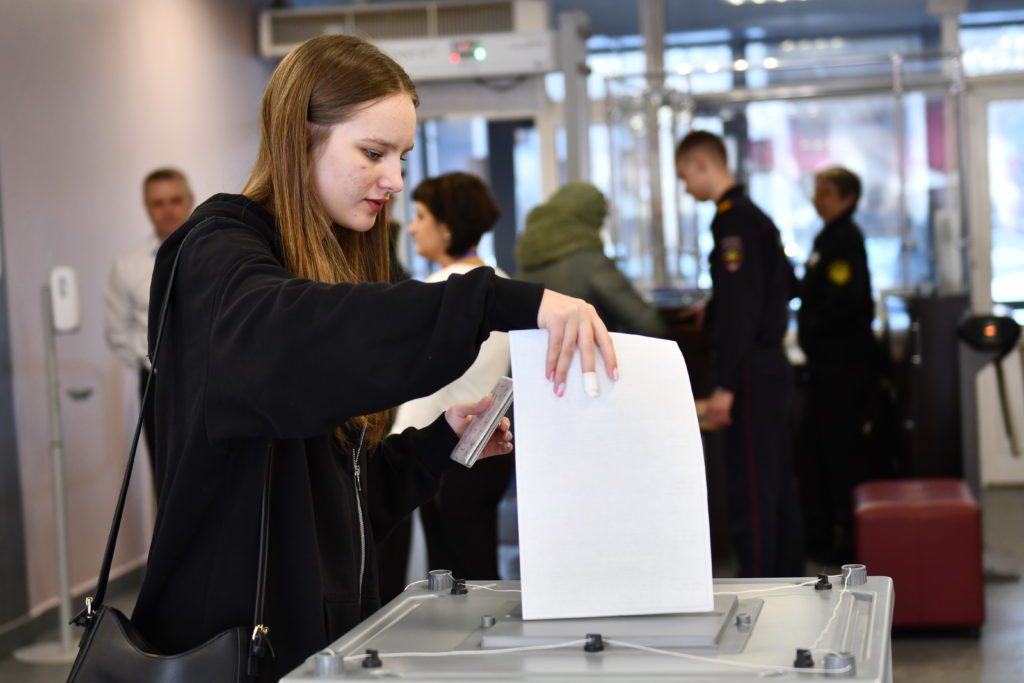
<box><xmin>705</xmin><ymin>185</ymin><xmax>795</xmax><ymax>392</ymax></box>
<box><xmin>797</xmin><ymin>210</ymin><xmax>875</xmax><ymax>366</ymax></box>
<box><xmin>130</xmin><ymin>194</ymin><xmax>543</xmax><ymax>680</ymax></box>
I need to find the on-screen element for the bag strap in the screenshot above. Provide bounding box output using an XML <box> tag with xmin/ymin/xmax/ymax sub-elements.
<box><xmin>74</xmin><ymin>221</ymin><xmax>275</xmax><ymax>671</ymax></box>
<box><xmin>248</xmin><ymin>444</ymin><xmax>275</xmax><ymax>676</ymax></box>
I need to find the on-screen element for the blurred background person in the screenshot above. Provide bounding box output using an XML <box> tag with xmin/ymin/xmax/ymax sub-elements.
<box><xmin>515</xmin><ymin>182</ymin><xmax>668</xmax><ymax>339</ymax></box>
<box><xmin>104</xmin><ymin>167</ymin><xmax>194</xmax><ymax>480</ymax></box>
<box><xmin>380</xmin><ymin>172</ymin><xmax>514</xmax><ymax>600</ymax></box>
<box><xmin>797</xmin><ymin>166</ymin><xmax>879</xmax><ymax>563</ymax></box>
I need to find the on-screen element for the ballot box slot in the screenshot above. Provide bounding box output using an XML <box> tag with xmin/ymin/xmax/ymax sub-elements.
<box><xmin>836</xmin><ymin>591</ymin><xmax>876</xmax><ymax>663</ymax></box>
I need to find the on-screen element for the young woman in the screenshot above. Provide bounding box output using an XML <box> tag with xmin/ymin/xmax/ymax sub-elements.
<box><xmin>129</xmin><ymin>35</ymin><xmax>616</xmax><ymax>680</ymax></box>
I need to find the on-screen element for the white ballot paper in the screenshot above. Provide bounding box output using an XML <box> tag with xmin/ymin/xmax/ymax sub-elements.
<box><xmin>509</xmin><ymin>330</ymin><xmax>713</xmax><ymax>621</ymax></box>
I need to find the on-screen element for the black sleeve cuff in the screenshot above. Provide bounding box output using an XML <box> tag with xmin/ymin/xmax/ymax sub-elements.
<box><xmin>716</xmin><ymin>363</ymin><xmax>740</xmax><ymax>393</ymax></box>
<box><xmin>404</xmin><ymin>413</ymin><xmax>461</xmax><ymax>479</ymax></box>
<box><xmin>487</xmin><ymin>277</ymin><xmax>544</xmax><ymax>332</ymax></box>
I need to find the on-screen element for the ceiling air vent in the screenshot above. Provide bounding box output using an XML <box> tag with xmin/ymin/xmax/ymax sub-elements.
<box><xmin>260</xmin><ymin>0</ymin><xmax>536</xmax><ymax>59</ymax></box>
<box><xmin>436</xmin><ymin>3</ymin><xmax>513</xmax><ymax>36</ymax></box>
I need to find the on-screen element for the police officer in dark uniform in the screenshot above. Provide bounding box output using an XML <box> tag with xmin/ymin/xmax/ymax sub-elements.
<box><xmin>676</xmin><ymin>131</ymin><xmax>804</xmax><ymax>578</ymax></box>
<box><xmin>797</xmin><ymin>166</ymin><xmax>878</xmax><ymax>562</ymax></box>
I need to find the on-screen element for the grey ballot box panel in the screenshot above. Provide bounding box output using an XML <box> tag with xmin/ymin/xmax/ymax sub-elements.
<box><xmin>283</xmin><ymin>577</ymin><xmax>894</xmax><ymax>682</ymax></box>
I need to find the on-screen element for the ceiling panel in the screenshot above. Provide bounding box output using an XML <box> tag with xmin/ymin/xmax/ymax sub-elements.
<box><xmin>287</xmin><ymin>0</ymin><xmax>1024</xmax><ymax>42</ymax></box>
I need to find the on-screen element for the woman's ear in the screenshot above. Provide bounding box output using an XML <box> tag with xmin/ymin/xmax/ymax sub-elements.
<box><xmin>841</xmin><ymin>194</ymin><xmax>857</xmax><ymax>214</ymax></box>
<box><xmin>307</xmin><ymin>121</ymin><xmax>329</xmax><ymax>157</ymax></box>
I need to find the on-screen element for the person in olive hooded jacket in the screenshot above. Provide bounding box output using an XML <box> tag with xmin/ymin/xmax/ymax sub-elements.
<box><xmin>516</xmin><ymin>182</ymin><xmax>668</xmax><ymax>339</ymax></box>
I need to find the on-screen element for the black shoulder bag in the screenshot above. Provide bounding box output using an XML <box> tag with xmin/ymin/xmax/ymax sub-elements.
<box><xmin>67</xmin><ymin>224</ymin><xmax>275</xmax><ymax>682</ymax></box>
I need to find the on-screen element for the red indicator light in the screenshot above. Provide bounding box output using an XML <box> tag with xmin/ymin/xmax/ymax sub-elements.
<box><xmin>984</xmin><ymin>323</ymin><xmax>997</xmax><ymax>337</ymax></box>
<box><xmin>449</xmin><ymin>52</ymin><xmax>461</xmax><ymax>64</ymax></box>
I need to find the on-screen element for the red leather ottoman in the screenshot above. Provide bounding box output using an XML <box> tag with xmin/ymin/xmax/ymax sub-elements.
<box><xmin>854</xmin><ymin>478</ymin><xmax>984</xmax><ymax>628</ymax></box>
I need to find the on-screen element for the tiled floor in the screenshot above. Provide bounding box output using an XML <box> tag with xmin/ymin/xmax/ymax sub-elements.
<box><xmin>3</xmin><ymin>489</ymin><xmax>1022</xmax><ymax>682</ymax></box>
<box><xmin>889</xmin><ymin>487</ymin><xmax>1024</xmax><ymax>683</ymax></box>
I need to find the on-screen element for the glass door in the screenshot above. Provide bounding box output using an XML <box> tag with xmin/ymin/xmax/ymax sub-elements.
<box><xmin>965</xmin><ymin>77</ymin><xmax>1024</xmax><ymax>486</ymax></box>
<box><xmin>397</xmin><ymin>116</ymin><xmax>543</xmax><ymax>279</ymax></box>
<box><xmin>984</xmin><ymin>99</ymin><xmax>1024</xmax><ymax>307</ymax></box>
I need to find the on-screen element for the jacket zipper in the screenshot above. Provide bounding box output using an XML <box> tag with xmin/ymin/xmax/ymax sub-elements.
<box><xmin>351</xmin><ymin>424</ymin><xmax>368</xmax><ymax>614</ymax></box>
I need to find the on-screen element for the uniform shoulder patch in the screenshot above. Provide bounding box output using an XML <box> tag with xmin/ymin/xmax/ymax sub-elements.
<box><xmin>721</xmin><ymin>235</ymin><xmax>744</xmax><ymax>272</ymax></box>
<box><xmin>716</xmin><ymin>199</ymin><xmax>733</xmax><ymax>214</ymax></box>
<box><xmin>828</xmin><ymin>259</ymin><xmax>851</xmax><ymax>286</ymax></box>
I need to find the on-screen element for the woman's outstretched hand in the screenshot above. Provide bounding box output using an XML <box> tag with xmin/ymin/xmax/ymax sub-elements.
<box><xmin>536</xmin><ymin>290</ymin><xmax>618</xmax><ymax>397</ymax></box>
<box><xmin>445</xmin><ymin>395</ymin><xmax>513</xmax><ymax>460</ymax></box>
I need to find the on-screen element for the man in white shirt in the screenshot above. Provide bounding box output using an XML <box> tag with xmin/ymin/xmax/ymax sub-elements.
<box><xmin>104</xmin><ymin>168</ymin><xmax>194</xmax><ymax>479</ymax></box>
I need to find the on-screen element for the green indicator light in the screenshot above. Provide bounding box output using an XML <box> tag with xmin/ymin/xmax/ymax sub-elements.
<box><xmin>473</xmin><ymin>46</ymin><xmax>487</xmax><ymax>61</ymax></box>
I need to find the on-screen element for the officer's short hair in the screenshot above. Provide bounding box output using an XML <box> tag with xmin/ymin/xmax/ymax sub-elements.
<box><xmin>816</xmin><ymin>166</ymin><xmax>862</xmax><ymax>208</ymax></box>
<box><xmin>675</xmin><ymin>130</ymin><xmax>727</xmax><ymax>166</ymax></box>
<box><xmin>143</xmin><ymin>167</ymin><xmax>192</xmax><ymax>199</ymax></box>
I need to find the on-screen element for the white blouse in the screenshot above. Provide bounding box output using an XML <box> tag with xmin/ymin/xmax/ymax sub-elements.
<box><xmin>390</xmin><ymin>262</ymin><xmax>511</xmax><ymax>433</ymax></box>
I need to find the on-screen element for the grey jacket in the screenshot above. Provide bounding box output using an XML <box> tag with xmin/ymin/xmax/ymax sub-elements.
<box><xmin>518</xmin><ymin>248</ymin><xmax>668</xmax><ymax>339</ymax></box>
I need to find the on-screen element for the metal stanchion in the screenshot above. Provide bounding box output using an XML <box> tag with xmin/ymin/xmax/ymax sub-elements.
<box><xmin>14</xmin><ymin>272</ymin><xmax>80</xmax><ymax>664</ymax></box>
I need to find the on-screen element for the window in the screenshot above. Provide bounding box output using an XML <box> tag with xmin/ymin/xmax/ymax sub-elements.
<box><xmin>744</xmin><ymin>94</ymin><xmax>940</xmax><ymax>293</ymax></box>
<box><xmin>399</xmin><ymin>118</ymin><xmax>493</xmax><ymax>278</ymax></box>
<box><xmin>744</xmin><ymin>34</ymin><xmax>924</xmax><ymax>88</ymax></box>
<box><xmin>960</xmin><ymin>24</ymin><xmax>1024</xmax><ymax>76</ymax></box>
<box><xmin>988</xmin><ymin>99</ymin><xmax>1024</xmax><ymax>303</ymax></box>
<box><xmin>664</xmin><ymin>44</ymin><xmax>734</xmax><ymax>94</ymax></box>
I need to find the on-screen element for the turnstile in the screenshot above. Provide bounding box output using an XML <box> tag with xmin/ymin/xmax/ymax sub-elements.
<box><xmin>958</xmin><ymin>314</ymin><xmax>1022</xmax><ymax>496</ymax></box>
<box><xmin>283</xmin><ymin>567</ymin><xmax>893</xmax><ymax>682</ymax></box>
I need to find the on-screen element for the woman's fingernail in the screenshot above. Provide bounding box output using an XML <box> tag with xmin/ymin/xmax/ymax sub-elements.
<box><xmin>583</xmin><ymin>371</ymin><xmax>599</xmax><ymax>398</ymax></box>
<box><xmin>555</xmin><ymin>382</ymin><xmax>566</xmax><ymax>397</ymax></box>
<box><xmin>613</xmin><ymin>367</ymin><xmax>620</xmax><ymax>382</ymax></box>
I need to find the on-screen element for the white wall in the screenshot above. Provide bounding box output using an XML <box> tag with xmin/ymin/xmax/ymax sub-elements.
<box><xmin>0</xmin><ymin>0</ymin><xmax>273</xmax><ymax>615</ymax></box>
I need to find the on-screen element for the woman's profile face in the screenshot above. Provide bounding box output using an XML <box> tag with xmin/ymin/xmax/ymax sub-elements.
<box><xmin>812</xmin><ymin>178</ymin><xmax>855</xmax><ymax>223</ymax></box>
<box><xmin>407</xmin><ymin>201</ymin><xmax>449</xmax><ymax>263</ymax></box>
<box><xmin>311</xmin><ymin>93</ymin><xmax>416</xmax><ymax>232</ymax></box>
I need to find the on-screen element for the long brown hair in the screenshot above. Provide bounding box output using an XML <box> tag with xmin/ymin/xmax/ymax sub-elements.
<box><xmin>243</xmin><ymin>35</ymin><xmax>419</xmax><ymax>447</ymax></box>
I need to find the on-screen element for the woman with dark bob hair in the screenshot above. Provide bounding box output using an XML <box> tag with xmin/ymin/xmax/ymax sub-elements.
<box><xmin>392</xmin><ymin>172</ymin><xmax>513</xmax><ymax>586</ymax></box>
<box><xmin>125</xmin><ymin>35</ymin><xmax>617</xmax><ymax>680</ymax></box>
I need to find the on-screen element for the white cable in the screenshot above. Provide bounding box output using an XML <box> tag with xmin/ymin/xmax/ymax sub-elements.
<box><xmin>604</xmin><ymin>639</ymin><xmax>852</xmax><ymax>677</ymax></box>
<box><xmin>715</xmin><ymin>577</ymin><xmax>814</xmax><ymax>596</ymax></box>
<box><xmin>342</xmin><ymin>639</ymin><xmax>585</xmax><ymax>661</ymax></box>
<box><xmin>467</xmin><ymin>582</ymin><xmax>522</xmax><ymax>593</ymax></box>
<box><xmin>369</xmin><ymin>575</ymin><xmax>852</xmax><ymax>675</ymax></box>
<box><xmin>714</xmin><ymin>574</ymin><xmax>843</xmax><ymax>597</ymax></box>
<box><xmin>404</xmin><ymin>580</ymin><xmax>521</xmax><ymax>594</ymax></box>
<box><xmin>342</xmin><ymin>637</ymin><xmax>851</xmax><ymax>676</ymax></box>
<box><xmin>810</xmin><ymin>574</ymin><xmax>850</xmax><ymax>651</ymax></box>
